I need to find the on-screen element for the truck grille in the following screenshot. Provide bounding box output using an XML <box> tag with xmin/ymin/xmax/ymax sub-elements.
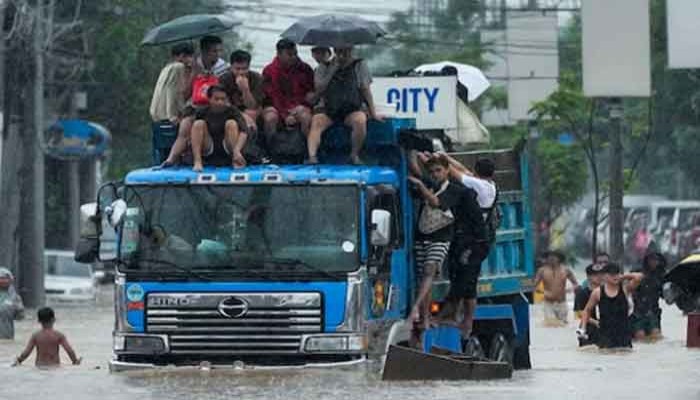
<box><xmin>146</xmin><ymin>293</ymin><xmax>322</xmax><ymax>355</ymax></box>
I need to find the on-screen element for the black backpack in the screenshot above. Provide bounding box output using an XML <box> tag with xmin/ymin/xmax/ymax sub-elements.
<box><xmin>324</xmin><ymin>60</ymin><xmax>364</xmax><ymax>119</ymax></box>
<box><xmin>267</xmin><ymin>127</ymin><xmax>306</xmax><ymax>164</ymax></box>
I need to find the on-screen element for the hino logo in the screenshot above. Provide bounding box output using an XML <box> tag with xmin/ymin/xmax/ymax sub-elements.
<box><xmin>148</xmin><ymin>296</ymin><xmax>192</xmax><ymax>307</ymax></box>
<box><xmin>218</xmin><ymin>297</ymin><xmax>249</xmax><ymax>318</ymax></box>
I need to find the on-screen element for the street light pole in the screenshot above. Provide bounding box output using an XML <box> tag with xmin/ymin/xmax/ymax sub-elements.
<box><xmin>608</xmin><ymin>98</ymin><xmax>625</xmax><ymax>267</ymax></box>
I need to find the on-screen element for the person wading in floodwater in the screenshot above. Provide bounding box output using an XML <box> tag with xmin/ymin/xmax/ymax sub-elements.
<box><xmin>579</xmin><ymin>263</ymin><xmax>643</xmax><ymax>350</ymax></box>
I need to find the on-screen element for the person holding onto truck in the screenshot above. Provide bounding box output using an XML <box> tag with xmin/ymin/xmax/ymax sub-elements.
<box><xmin>219</xmin><ymin>50</ymin><xmax>264</xmax><ymax>133</ymax></box>
<box><xmin>306</xmin><ymin>46</ymin><xmax>381</xmax><ymax>165</ymax></box>
<box><xmin>630</xmin><ymin>252</ymin><xmax>666</xmax><ymax>342</ymax></box>
<box><xmin>534</xmin><ymin>250</ymin><xmax>579</xmax><ymax>326</ymax></box>
<box><xmin>12</xmin><ymin>307</ymin><xmax>81</xmax><ymax>367</ymax></box>
<box><xmin>190</xmin><ymin>85</ymin><xmax>248</xmax><ymax>171</ymax></box>
<box><xmin>438</xmin><ymin>153</ymin><xmax>497</xmax><ymax>212</ymax></box>
<box><xmin>407</xmin><ymin>156</ymin><xmax>463</xmax><ymax>338</ymax></box>
<box><xmin>261</xmin><ymin>39</ymin><xmax>314</xmax><ymax>140</ymax></box>
<box><xmin>579</xmin><ymin>263</ymin><xmax>643</xmax><ymax>350</ymax></box>
<box><xmin>574</xmin><ymin>263</ymin><xmax>604</xmax><ymax>347</ymax></box>
<box><xmin>0</xmin><ymin>267</ymin><xmax>24</xmax><ymax>340</ymax></box>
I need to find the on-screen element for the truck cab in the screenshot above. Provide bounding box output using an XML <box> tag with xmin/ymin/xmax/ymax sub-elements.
<box><xmin>77</xmin><ymin>117</ymin><xmax>533</xmax><ymax>372</ymax></box>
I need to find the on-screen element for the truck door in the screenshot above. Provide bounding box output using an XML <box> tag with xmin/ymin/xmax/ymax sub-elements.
<box><xmin>367</xmin><ymin>185</ymin><xmax>406</xmax><ymax>320</ymax></box>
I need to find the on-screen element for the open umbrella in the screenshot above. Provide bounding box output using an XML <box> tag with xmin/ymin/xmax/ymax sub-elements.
<box><xmin>414</xmin><ymin>61</ymin><xmax>491</xmax><ymax>102</ymax></box>
<box><xmin>281</xmin><ymin>14</ymin><xmax>386</xmax><ymax>48</ymax></box>
<box><xmin>141</xmin><ymin>14</ymin><xmax>241</xmax><ymax>46</ymax></box>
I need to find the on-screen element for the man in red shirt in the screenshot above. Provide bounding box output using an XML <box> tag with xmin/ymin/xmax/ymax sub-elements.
<box><xmin>262</xmin><ymin>39</ymin><xmax>314</xmax><ymax>138</ymax></box>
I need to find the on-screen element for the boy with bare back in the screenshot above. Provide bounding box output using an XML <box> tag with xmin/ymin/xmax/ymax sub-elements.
<box><xmin>534</xmin><ymin>250</ymin><xmax>579</xmax><ymax>326</ymax></box>
<box><xmin>12</xmin><ymin>307</ymin><xmax>81</xmax><ymax>367</ymax></box>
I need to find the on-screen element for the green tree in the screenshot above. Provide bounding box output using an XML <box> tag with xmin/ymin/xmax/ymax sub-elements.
<box><xmin>79</xmin><ymin>0</ymin><xmax>236</xmax><ymax>179</ymax></box>
<box><xmin>536</xmin><ymin>138</ymin><xmax>588</xmax><ymax>229</ymax></box>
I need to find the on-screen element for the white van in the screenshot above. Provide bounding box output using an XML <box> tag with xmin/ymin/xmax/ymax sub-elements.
<box><xmin>648</xmin><ymin>201</ymin><xmax>700</xmax><ymax>260</ymax></box>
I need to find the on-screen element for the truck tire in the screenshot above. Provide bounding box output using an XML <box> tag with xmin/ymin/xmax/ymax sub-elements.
<box><xmin>488</xmin><ymin>333</ymin><xmax>513</xmax><ymax>366</ymax></box>
<box><xmin>512</xmin><ymin>329</ymin><xmax>532</xmax><ymax>370</ymax></box>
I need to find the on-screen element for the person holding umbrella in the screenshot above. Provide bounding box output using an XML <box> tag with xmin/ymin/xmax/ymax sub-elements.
<box><xmin>306</xmin><ymin>46</ymin><xmax>380</xmax><ymax>165</ymax></box>
<box><xmin>280</xmin><ymin>14</ymin><xmax>386</xmax><ymax>165</ymax></box>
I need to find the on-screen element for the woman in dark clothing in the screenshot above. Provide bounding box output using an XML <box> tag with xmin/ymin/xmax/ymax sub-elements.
<box><xmin>630</xmin><ymin>252</ymin><xmax>667</xmax><ymax>341</ymax></box>
<box><xmin>579</xmin><ymin>263</ymin><xmax>643</xmax><ymax>349</ymax></box>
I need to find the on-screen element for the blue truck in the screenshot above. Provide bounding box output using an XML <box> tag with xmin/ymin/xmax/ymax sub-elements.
<box><xmin>76</xmin><ymin>117</ymin><xmax>534</xmax><ymax>373</ymax></box>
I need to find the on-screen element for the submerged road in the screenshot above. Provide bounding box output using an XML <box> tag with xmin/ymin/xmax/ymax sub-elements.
<box><xmin>1</xmin><ymin>285</ymin><xmax>698</xmax><ymax>400</ymax></box>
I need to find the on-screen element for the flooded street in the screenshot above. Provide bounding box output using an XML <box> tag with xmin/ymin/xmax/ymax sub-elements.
<box><xmin>1</xmin><ymin>285</ymin><xmax>699</xmax><ymax>400</ymax></box>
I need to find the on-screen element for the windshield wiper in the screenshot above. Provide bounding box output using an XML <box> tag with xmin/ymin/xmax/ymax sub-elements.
<box><xmin>124</xmin><ymin>258</ymin><xmax>213</xmax><ymax>281</ymax></box>
<box><xmin>261</xmin><ymin>257</ymin><xmax>341</xmax><ymax>280</ymax></box>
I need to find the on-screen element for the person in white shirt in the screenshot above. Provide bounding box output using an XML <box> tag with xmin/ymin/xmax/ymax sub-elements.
<box><xmin>439</xmin><ymin>153</ymin><xmax>497</xmax><ymax>211</ymax></box>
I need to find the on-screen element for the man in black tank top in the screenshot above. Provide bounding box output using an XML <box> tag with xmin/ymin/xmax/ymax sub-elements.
<box><xmin>578</xmin><ymin>263</ymin><xmax>643</xmax><ymax>349</ymax></box>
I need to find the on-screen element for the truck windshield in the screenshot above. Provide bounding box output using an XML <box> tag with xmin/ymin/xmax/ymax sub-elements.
<box><xmin>118</xmin><ymin>185</ymin><xmax>360</xmax><ymax>275</ymax></box>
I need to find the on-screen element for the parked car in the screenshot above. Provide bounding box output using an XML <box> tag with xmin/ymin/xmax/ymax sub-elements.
<box><xmin>44</xmin><ymin>250</ymin><xmax>98</xmax><ymax>303</ymax></box>
<box><xmin>648</xmin><ymin>201</ymin><xmax>700</xmax><ymax>263</ymax></box>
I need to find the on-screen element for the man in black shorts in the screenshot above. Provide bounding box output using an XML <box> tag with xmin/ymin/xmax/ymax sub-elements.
<box><xmin>441</xmin><ymin>184</ymin><xmax>489</xmax><ymax>341</ymax></box>
<box><xmin>191</xmin><ymin>85</ymin><xmax>248</xmax><ymax>171</ymax></box>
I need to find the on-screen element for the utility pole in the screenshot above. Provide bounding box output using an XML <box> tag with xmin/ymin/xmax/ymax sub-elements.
<box><xmin>608</xmin><ymin>98</ymin><xmax>625</xmax><ymax>267</ymax></box>
<box><xmin>20</xmin><ymin>0</ymin><xmax>46</xmax><ymax>307</ymax></box>
<box><xmin>0</xmin><ymin>1</ymin><xmax>6</xmax><ymax>189</ymax></box>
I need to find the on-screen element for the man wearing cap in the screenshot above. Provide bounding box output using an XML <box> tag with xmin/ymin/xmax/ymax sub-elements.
<box><xmin>574</xmin><ymin>263</ymin><xmax>604</xmax><ymax>346</ymax></box>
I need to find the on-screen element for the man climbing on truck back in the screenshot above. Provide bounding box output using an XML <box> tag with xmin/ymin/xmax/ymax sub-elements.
<box><xmin>191</xmin><ymin>85</ymin><xmax>248</xmax><ymax>171</ymax></box>
<box><xmin>306</xmin><ymin>46</ymin><xmax>381</xmax><ymax>165</ymax></box>
<box><xmin>408</xmin><ymin>156</ymin><xmax>462</xmax><ymax>339</ymax></box>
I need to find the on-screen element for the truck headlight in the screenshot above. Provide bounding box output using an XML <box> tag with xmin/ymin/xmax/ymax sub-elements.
<box><xmin>113</xmin><ymin>334</ymin><xmax>125</xmax><ymax>351</ymax></box>
<box><xmin>114</xmin><ymin>334</ymin><xmax>167</xmax><ymax>354</ymax></box>
<box><xmin>304</xmin><ymin>334</ymin><xmax>367</xmax><ymax>353</ymax></box>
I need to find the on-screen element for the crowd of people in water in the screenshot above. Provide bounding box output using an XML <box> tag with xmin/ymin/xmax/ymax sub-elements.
<box><xmin>536</xmin><ymin>249</ymin><xmax>667</xmax><ymax>350</ymax></box>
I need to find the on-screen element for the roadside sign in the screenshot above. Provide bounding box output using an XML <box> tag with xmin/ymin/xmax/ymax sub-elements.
<box><xmin>371</xmin><ymin>76</ymin><xmax>458</xmax><ymax>130</ymax></box>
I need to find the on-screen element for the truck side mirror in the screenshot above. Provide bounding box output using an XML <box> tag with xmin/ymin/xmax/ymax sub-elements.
<box><xmin>371</xmin><ymin>209</ymin><xmax>392</xmax><ymax>247</ymax></box>
<box><xmin>105</xmin><ymin>199</ymin><xmax>127</xmax><ymax>228</ymax></box>
<box><xmin>76</xmin><ymin>203</ymin><xmax>101</xmax><ymax>263</ymax></box>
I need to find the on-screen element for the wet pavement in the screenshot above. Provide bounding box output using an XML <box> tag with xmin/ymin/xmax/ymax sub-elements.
<box><xmin>1</xmin><ymin>285</ymin><xmax>699</xmax><ymax>400</ymax></box>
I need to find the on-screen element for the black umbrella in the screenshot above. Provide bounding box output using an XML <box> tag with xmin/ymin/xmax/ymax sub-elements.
<box><xmin>281</xmin><ymin>14</ymin><xmax>386</xmax><ymax>48</ymax></box>
<box><xmin>666</xmin><ymin>254</ymin><xmax>700</xmax><ymax>292</ymax></box>
<box><xmin>141</xmin><ymin>14</ymin><xmax>241</xmax><ymax>46</ymax></box>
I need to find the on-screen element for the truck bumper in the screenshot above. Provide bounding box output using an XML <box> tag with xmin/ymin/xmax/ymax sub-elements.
<box><xmin>108</xmin><ymin>355</ymin><xmax>366</xmax><ymax>373</ymax></box>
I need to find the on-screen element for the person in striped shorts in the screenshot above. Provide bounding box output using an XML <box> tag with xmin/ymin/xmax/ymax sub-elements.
<box><xmin>408</xmin><ymin>157</ymin><xmax>463</xmax><ymax>333</ymax></box>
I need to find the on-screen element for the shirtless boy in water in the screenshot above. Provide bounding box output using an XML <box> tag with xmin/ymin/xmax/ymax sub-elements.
<box><xmin>12</xmin><ymin>307</ymin><xmax>81</xmax><ymax>367</ymax></box>
<box><xmin>534</xmin><ymin>251</ymin><xmax>579</xmax><ymax>326</ymax></box>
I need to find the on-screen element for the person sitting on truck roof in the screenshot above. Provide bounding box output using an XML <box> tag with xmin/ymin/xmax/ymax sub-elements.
<box><xmin>306</xmin><ymin>46</ymin><xmax>381</xmax><ymax>165</ymax></box>
<box><xmin>149</xmin><ymin>42</ymin><xmax>195</xmax><ymax>126</ymax></box>
<box><xmin>219</xmin><ymin>50</ymin><xmax>264</xmax><ymax>133</ymax></box>
<box><xmin>191</xmin><ymin>85</ymin><xmax>248</xmax><ymax>171</ymax></box>
<box><xmin>407</xmin><ymin>157</ymin><xmax>463</xmax><ymax>339</ymax></box>
<box><xmin>160</xmin><ymin>36</ymin><xmax>230</xmax><ymax>167</ymax></box>
<box><xmin>261</xmin><ymin>39</ymin><xmax>314</xmax><ymax>140</ymax></box>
